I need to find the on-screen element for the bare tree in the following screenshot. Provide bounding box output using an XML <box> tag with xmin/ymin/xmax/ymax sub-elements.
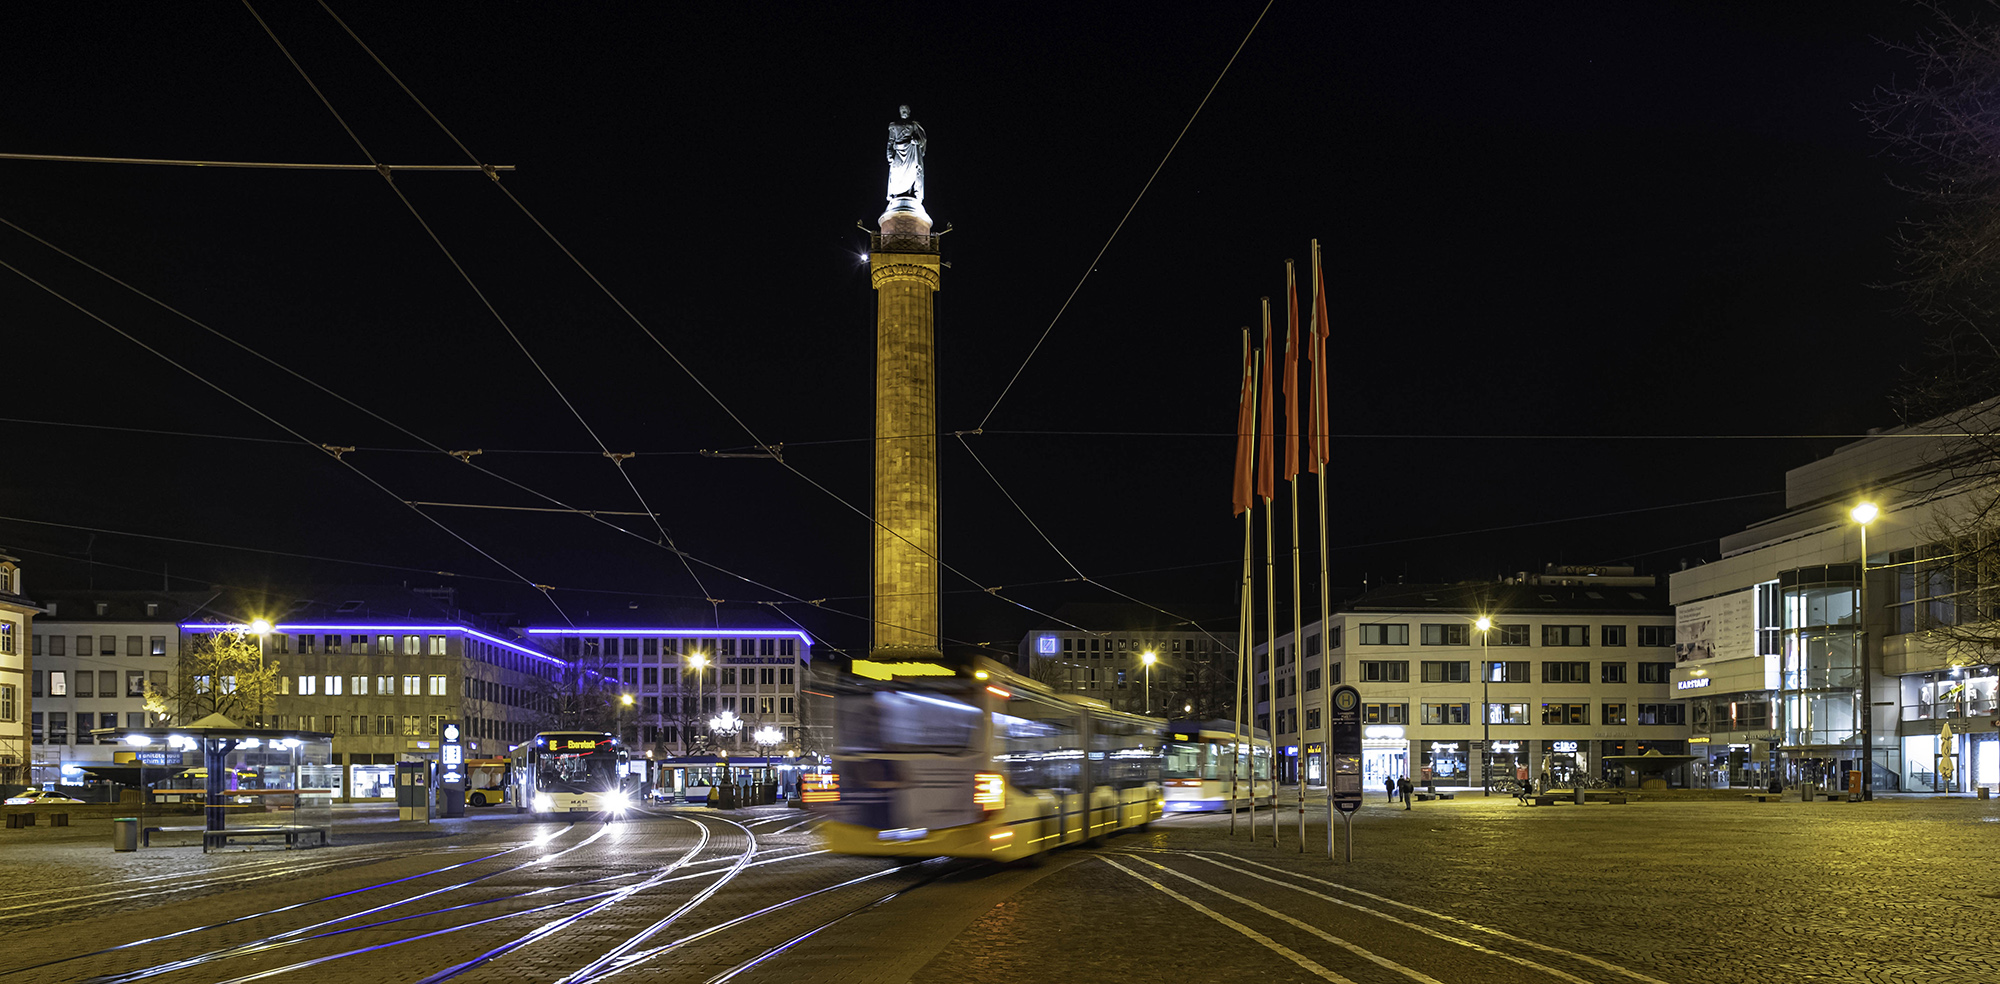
<box><xmin>144</xmin><ymin>627</ymin><xmax>281</xmax><ymax>726</ymax></box>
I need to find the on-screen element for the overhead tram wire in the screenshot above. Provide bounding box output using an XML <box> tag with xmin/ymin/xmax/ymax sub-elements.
<box><xmin>974</xmin><ymin>0</ymin><xmax>1274</xmax><ymax>432</ymax></box>
<box><xmin>0</xmin><ymin>258</ymin><xmax>581</xmax><ymax>627</ymax></box>
<box><xmin>0</xmin><ymin>214</ymin><xmax>991</xmax><ymax>663</ymax></box>
<box><xmin>239</xmin><ymin>2</ymin><xmax>719</xmax><ymax>624</ymax></box>
<box><xmin>0</xmin><ymin>151</ymin><xmax>510</xmax><ymax>172</ymax></box>
<box><xmin>313</xmin><ymin>2</ymin><xmax>1106</xmax><ymax>644</ymax></box>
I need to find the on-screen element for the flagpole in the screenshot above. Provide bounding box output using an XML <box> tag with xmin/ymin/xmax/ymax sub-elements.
<box><xmin>1310</xmin><ymin>239</ymin><xmax>1333</xmax><ymax>857</ymax></box>
<box><xmin>1237</xmin><ymin>498</ymin><xmax>1252</xmax><ymax>835</ymax></box>
<box><xmin>1260</xmin><ymin>297</ymin><xmax>1279</xmax><ymax>844</ymax></box>
<box><xmin>1230</xmin><ymin>326</ymin><xmax>1255</xmax><ymax>836</ymax></box>
<box><xmin>1287</xmin><ymin>260</ymin><xmax>1307</xmax><ymax>851</ymax></box>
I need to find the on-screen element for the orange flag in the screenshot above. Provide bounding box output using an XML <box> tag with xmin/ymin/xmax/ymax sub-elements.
<box><xmin>1258</xmin><ymin>302</ymin><xmax>1275</xmax><ymax>501</ymax></box>
<box><xmin>1283</xmin><ymin>261</ymin><xmax>1300</xmax><ymax>482</ymax></box>
<box><xmin>1232</xmin><ymin>328</ymin><xmax>1255</xmax><ymax>516</ymax></box>
<box><xmin>1310</xmin><ymin>239</ymin><xmax>1332</xmax><ymax>470</ymax></box>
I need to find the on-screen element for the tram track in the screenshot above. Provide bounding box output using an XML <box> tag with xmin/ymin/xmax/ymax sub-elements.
<box><xmin>1105</xmin><ymin>848</ymin><xmax>1680</xmax><ymax>984</ymax></box>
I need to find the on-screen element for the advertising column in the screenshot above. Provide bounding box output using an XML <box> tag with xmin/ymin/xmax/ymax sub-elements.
<box><xmin>438</xmin><ymin>722</ymin><xmax>464</xmax><ymax>819</ymax></box>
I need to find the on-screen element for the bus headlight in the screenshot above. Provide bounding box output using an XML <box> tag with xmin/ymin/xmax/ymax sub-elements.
<box><xmin>534</xmin><ymin>794</ymin><xmax>554</xmax><ymax>812</ymax></box>
<box><xmin>606</xmin><ymin>792</ymin><xmax>630</xmax><ymax>813</ymax></box>
<box><xmin>973</xmin><ymin>773</ymin><xmax>1005</xmax><ymax>810</ymax></box>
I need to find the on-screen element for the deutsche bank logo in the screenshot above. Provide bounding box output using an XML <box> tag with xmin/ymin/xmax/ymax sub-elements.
<box><xmin>1037</xmin><ymin>636</ymin><xmax>1059</xmax><ymax>655</ymax></box>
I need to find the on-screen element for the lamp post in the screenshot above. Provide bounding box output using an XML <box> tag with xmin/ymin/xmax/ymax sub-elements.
<box><xmin>686</xmin><ymin>651</ymin><xmax>708</xmax><ymax>755</ymax></box>
<box><xmin>1476</xmin><ymin>616</ymin><xmax>1492</xmax><ymax>796</ymax></box>
<box><xmin>1851</xmin><ymin>502</ymin><xmax>1878</xmax><ymax>801</ymax></box>
<box><xmin>249</xmin><ymin>618</ymin><xmax>272</xmax><ymax>729</ymax></box>
<box><xmin>620</xmin><ymin>692</ymin><xmax>634</xmax><ymax>747</ymax></box>
<box><xmin>1141</xmin><ymin>650</ymin><xmax>1156</xmax><ymax>714</ymax></box>
<box><xmin>753</xmin><ymin>725</ymin><xmax>782</xmax><ymax>787</ymax></box>
<box><xmin>709</xmin><ymin>709</ymin><xmax>743</xmax><ymax>808</ymax></box>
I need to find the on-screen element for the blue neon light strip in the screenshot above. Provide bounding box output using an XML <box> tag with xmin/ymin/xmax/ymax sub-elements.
<box><xmin>178</xmin><ymin>623</ymin><xmax>567</xmax><ymax>666</ymax></box>
<box><xmin>525</xmin><ymin>626</ymin><xmax>814</xmax><ymax>646</ymax></box>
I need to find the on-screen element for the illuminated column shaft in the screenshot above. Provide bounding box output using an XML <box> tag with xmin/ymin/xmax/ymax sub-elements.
<box><xmin>869</xmin><ymin>214</ymin><xmax>942</xmax><ymax>657</ymax></box>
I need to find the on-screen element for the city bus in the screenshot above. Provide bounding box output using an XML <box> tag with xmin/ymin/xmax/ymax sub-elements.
<box><xmin>1161</xmin><ymin>721</ymin><xmax>1275</xmax><ymax>812</ymax></box>
<box><xmin>464</xmin><ymin>756</ymin><xmax>510</xmax><ymax>807</ymax></box>
<box><xmin>509</xmin><ymin>731</ymin><xmax>634</xmax><ymax>817</ymax></box>
<box><xmin>814</xmin><ymin>658</ymin><xmax>1163</xmax><ymax>862</ymax></box>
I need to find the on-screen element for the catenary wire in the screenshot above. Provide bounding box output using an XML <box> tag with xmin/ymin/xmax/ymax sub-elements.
<box><xmin>976</xmin><ymin>0</ymin><xmax>1274</xmax><ymax>430</ymax></box>
<box><xmin>239</xmin><ymin>0</ymin><xmax>717</xmax><ymax>620</ymax></box>
<box><xmin>309</xmin><ymin>3</ymin><xmax>1105</xmax><ymax>643</ymax></box>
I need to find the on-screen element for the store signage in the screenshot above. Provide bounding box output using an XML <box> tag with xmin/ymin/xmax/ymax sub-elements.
<box><xmin>1491</xmin><ymin>741</ymin><xmax>1520</xmax><ymax>753</ymax></box>
<box><xmin>1037</xmin><ymin>636</ymin><xmax>1060</xmax><ymax>655</ymax></box>
<box><xmin>1329</xmin><ymin>685</ymin><xmax>1364</xmax><ymax>815</ymax></box>
<box><xmin>1676</xmin><ymin>678</ymin><xmax>1712</xmax><ymax>690</ymax></box>
<box><xmin>1364</xmin><ymin>726</ymin><xmax>1405</xmax><ymax>740</ymax></box>
<box><xmin>1431</xmin><ymin>743</ymin><xmax>1460</xmax><ymax>752</ymax></box>
<box><xmin>1551</xmin><ymin>741</ymin><xmax>1578</xmax><ymax>753</ymax></box>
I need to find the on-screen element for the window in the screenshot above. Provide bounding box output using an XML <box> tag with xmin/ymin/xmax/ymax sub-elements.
<box><xmin>1359</xmin><ymin>660</ymin><xmax>1408</xmax><ymax>683</ymax></box>
<box><xmin>1637</xmin><ymin>626</ymin><xmax>1676</xmax><ymax>648</ymax></box>
<box><xmin>403</xmin><ymin>635</ymin><xmax>421</xmax><ymax>656</ymax></box>
<box><xmin>1305</xmin><ymin>668</ymin><xmax>1321</xmax><ymax>690</ymax></box>
<box><xmin>1420</xmin><ymin>624</ymin><xmax>1468</xmax><ymax>646</ymax></box>
<box><xmin>1421</xmin><ymin>660</ymin><xmax>1470</xmax><ymax>683</ymax></box>
<box><xmin>1482</xmin><ymin>624</ymin><xmax>1526</xmax><ymax>647</ymax></box>
<box><xmin>1326</xmin><ymin>626</ymin><xmax>1343</xmax><ymax>650</ymax></box>
<box><xmin>0</xmin><ymin>684</ymin><xmax>14</xmax><ymax>722</ymax></box>
<box><xmin>100</xmin><ymin>635</ymin><xmax>116</xmax><ymax>656</ymax></box>
<box><xmin>1602</xmin><ymin>703</ymin><xmax>1627</xmax><ymax>725</ymax></box>
<box><xmin>151</xmin><ymin>636</ymin><xmax>167</xmax><ymax>656</ymax></box>
<box><xmin>403</xmin><ymin>675</ymin><xmax>421</xmax><ymax>696</ymax></box>
<box><xmin>1362</xmin><ymin>703</ymin><xmax>1407</xmax><ymax>724</ymax></box>
<box><xmin>327</xmin><ymin>676</ymin><xmax>343</xmax><ymax>696</ymax></box>
<box><xmin>1421</xmin><ymin>702</ymin><xmax>1469</xmax><ymax>725</ymax></box>
<box><xmin>780</xmin><ymin>668</ymin><xmax>794</xmax><ymax>685</ymax></box>
<box><xmin>429</xmin><ymin>635</ymin><xmax>447</xmax><ymax>655</ymax></box>
<box><xmin>1636</xmin><ymin>703</ymin><xmax>1686</xmax><ymax>725</ymax></box>
<box><xmin>76</xmin><ymin>671</ymin><xmax>93</xmax><ymax>698</ymax></box>
<box><xmin>32</xmin><ymin>670</ymin><xmax>43</xmax><ymax>697</ymax></box>
<box><xmin>127</xmin><ymin>671</ymin><xmax>146</xmax><ymax>697</ymax></box>
<box><xmin>623</xmin><ymin>667</ymin><xmax>639</xmax><ymax>686</ymax></box>
<box><xmin>1541</xmin><ymin>703</ymin><xmax>1589</xmax><ymax>725</ymax></box>
<box><xmin>781</xmin><ymin>697</ymin><xmax>796</xmax><ymax>714</ymax></box>
<box><xmin>429</xmin><ymin>675</ymin><xmax>447</xmax><ymax>696</ymax></box>
<box><xmin>1601</xmin><ymin>662</ymin><xmax>1627</xmax><ymax>684</ymax></box>
<box><xmin>403</xmin><ymin>715</ymin><xmax>421</xmax><ymax>736</ymax></box>
<box><xmin>299</xmin><ymin>676</ymin><xmax>317</xmax><ymax>696</ymax></box>
<box><xmin>1487</xmin><ymin>660</ymin><xmax>1530</xmax><ymax>683</ymax></box>
<box><xmin>299</xmin><ymin>634</ymin><xmax>316</xmax><ymax>654</ymax></box>
<box><xmin>1305</xmin><ymin>709</ymin><xmax>1321</xmax><ymax>729</ymax></box>
<box><xmin>1358</xmin><ymin>624</ymin><xmax>1408</xmax><ymax>646</ymax></box>
<box><xmin>353</xmin><ymin>676</ymin><xmax>369</xmax><ymax>695</ymax></box>
<box><xmin>325</xmin><ymin>634</ymin><xmax>342</xmax><ymax>653</ymax></box>
<box><xmin>51</xmin><ymin>670</ymin><xmax>67</xmax><ymax>696</ymax></box>
<box><xmin>376</xmin><ymin>635</ymin><xmax>394</xmax><ymax>654</ymax></box>
<box><xmin>1637</xmin><ymin>662</ymin><xmax>1673</xmax><ymax>684</ymax></box>
<box><xmin>127</xmin><ymin>635</ymin><xmax>143</xmax><ymax>656</ymax></box>
<box><xmin>151</xmin><ymin>670</ymin><xmax>167</xmax><ymax>691</ymax></box>
<box><xmin>1485</xmin><ymin>702</ymin><xmax>1530</xmax><ymax>725</ymax></box>
<box><xmin>1542</xmin><ymin>625</ymin><xmax>1588</xmax><ymax>647</ymax></box>
<box><xmin>50</xmin><ymin>711</ymin><xmax>69</xmax><ymax>744</ymax></box>
<box><xmin>1600</xmin><ymin>625</ymin><xmax>1627</xmax><ymax>647</ymax></box>
<box><xmin>1756</xmin><ymin>581</ymin><xmax>1782</xmax><ymax>655</ymax></box>
<box><xmin>1541</xmin><ymin>661</ymin><xmax>1589</xmax><ymax>683</ymax></box>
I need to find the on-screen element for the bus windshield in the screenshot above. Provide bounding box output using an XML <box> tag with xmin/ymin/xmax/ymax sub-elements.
<box><xmin>836</xmin><ymin>690</ymin><xmax>982</xmax><ymax>753</ymax></box>
<box><xmin>538</xmin><ymin>746</ymin><xmax>620</xmax><ymax>794</ymax></box>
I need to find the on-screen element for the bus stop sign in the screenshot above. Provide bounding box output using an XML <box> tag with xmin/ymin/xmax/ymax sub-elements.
<box><xmin>1328</xmin><ymin>685</ymin><xmax>1363</xmax><ymax>814</ymax></box>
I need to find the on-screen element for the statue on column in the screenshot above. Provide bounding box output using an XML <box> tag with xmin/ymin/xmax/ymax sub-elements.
<box><xmin>886</xmin><ymin>105</ymin><xmax>926</xmax><ymax>204</ymax></box>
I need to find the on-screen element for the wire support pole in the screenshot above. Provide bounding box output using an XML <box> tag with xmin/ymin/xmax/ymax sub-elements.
<box><xmin>0</xmin><ymin>152</ymin><xmax>513</xmax><ymax>171</ymax></box>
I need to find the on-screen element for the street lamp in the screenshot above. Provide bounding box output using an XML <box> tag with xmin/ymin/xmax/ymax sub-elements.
<box><xmin>1476</xmin><ymin>616</ymin><xmax>1492</xmax><ymax>797</ymax></box>
<box><xmin>1141</xmin><ymin>650</ymin><xmax>1156</xmax><ymax>714</ymax></box>
<box><xmin>1851</xmin><ymin>501</ymin><xmax>1878</xmax><ymax>801</ymax></box>
<box><xmin>753</xmin><ymin>725</ymin><xmax>782</xmax><ymax>785</ymax></box>
<box><xmin>686</xmin><ymin>651</ymin><xmax>708</xmax><ymax>755</ymax></box>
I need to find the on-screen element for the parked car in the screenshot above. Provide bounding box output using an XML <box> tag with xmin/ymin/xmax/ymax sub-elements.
<box><xmin>4</xmin><ymin>789</ymin><xmax>85</xmax><ymax>806</ymax></box>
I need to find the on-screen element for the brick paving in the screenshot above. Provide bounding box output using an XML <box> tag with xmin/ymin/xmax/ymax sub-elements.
<box><xmin>1</xmin><ymin>795</ymin><xmax>1995</xmax><ymax>983</ymax></box>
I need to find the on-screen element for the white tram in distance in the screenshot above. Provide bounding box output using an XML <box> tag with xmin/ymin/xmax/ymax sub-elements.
<box><xmin>815</xmin><ymin>659</ymin><xmax>1164</xmax><ymax>862</ymax></box>
<box><xmin>509</xmin><ymin>731</ymin><xmax>635</xmax><ymax>817</ymax></box>
<box><xmin>1161</xmin><ymin>720</ymin><xmax>1276</xmax><ymax>812</ymax></box>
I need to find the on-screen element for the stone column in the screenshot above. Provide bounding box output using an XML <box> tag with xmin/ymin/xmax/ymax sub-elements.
<box><xmin>868</xmin><ymin>209</ymin><xmax>942</xmax><ymax>658</ymax></box>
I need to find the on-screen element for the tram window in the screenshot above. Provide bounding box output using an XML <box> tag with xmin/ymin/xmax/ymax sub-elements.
<box><xmin>1163</xmin><ymin>742</ymin><xmax>1204</xmax><ymax>779</ymax></box>
<box><xmin>836</xmin><ymin>691</ymin><xmax>980</xmax><ymax>753</ymax></box>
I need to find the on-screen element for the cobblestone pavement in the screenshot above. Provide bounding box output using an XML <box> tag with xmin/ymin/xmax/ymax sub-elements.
<box><xmin>1</xmin><ymin>795</ymin><xmax>1995</xmax><ymax>983</ymax></box>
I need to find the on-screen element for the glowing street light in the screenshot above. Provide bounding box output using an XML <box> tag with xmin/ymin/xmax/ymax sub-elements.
<box><xmin>1851</xmin><ymin>501</ymin><xmax>1878</xmax><ymax>801</ymax></box>
<box><xmin>1141</xmin><ymin>650</ymin><xmax>1157</xmax><ymax>714</ymax></box>
<box><xmin>1476</xmin><ymin>616</ymin><xmax>1493</xmax><ymax>797</ymax></box>
<box><xmin>686</xmin><ymin>651</ymin><xmax>708</xmax><ymax>755</ymax></box>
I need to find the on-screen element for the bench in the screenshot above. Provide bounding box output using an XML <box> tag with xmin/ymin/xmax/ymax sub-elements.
<box><xmin>1414</xmin><ymin>792</ymin><xmax>1454</xmax><ymax>801</ymax></box>
<box><xmin>1531</xmin><ymin>794</ymin><xmax>1561</xmax><ymax>806</ymax></box>
<box><xmin>201</xmin><ymin>826</ymin><xmax>330</xmax><ymax>850</ymax></box>
<box><xmin>1744</xmin><ymin>792</ymin><xmax>1782</xmax><ymax>802</ymax></box>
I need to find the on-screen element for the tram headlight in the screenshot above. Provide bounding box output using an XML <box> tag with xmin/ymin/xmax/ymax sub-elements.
<box><xmin>973</xmin><ymin>773</ymin><xmax>1005</xmax><ymax>810</ymax></box>
<box><xmin>606</xmin><ymin>792</ymin><xmax>630</xmax><ymax>813</ymax></box>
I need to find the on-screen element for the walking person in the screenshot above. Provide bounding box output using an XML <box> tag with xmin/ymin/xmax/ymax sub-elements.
<box><xmin>1398</xmin><ymin>775</ymin><xmax>1412</xmax><ymax>810</ymax></box>
<box><xmin>1384</xmin><ymin>775</ymin><xmax>1396</xmax><ymax>803</ymax></box>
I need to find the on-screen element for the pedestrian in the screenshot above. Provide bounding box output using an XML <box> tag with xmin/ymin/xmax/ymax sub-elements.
<box><xmin>1398</xmin><ymin>776</ymin><xmax>1412</xmax><ymax>810</ymax></box>
<box><xmin>1384</xmin><ymin>775</ymin><xmax>1396</xmax><ymax>802</ymax></box>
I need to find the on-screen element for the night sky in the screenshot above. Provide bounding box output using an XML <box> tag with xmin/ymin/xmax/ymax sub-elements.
<box><xmin>0</xmin><ymin>2</ymin><xmax>1948</xmax><ymax>659</ymax></box>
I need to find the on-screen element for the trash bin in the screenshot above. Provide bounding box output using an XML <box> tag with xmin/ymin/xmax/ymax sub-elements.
<box><xmin>113</xmin><ymin>818</ymin><xmax>139</xmax><ymax>852</ymax></box>
<box><xmin>1980</xmin><ymin>787</ymin><xmax>1991</xmax><ymax>800</ymax></box>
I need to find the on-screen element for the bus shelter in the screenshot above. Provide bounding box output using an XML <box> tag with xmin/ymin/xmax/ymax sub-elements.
<box><xmin>654</xmin><ymin>754</ymin><xmax>799</xmax><ymax>806</ymax></box>
<box><xmin>102</xmin><ymin>714</ymin><xmax>334</xmax><ymax>852</ymax></box>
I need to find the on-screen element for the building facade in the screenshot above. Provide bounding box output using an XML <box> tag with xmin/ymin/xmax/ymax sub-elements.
<box><xmin>0</xmin><ymin>555</ymin><xmax>35</xmax><ymax>787</ymax></box>
<box><xmin>1017</xmin><ymin>622</ymin><xmax>1235</xmax><ymax>718</ymax></box>
<box><xmin>27</xmin><ymin>591</ymin><xmax>205</xmax><ymax>788</ymax></box>
<box><xmin>1254</xmin><ymin>571</ymin><xmax>1685</xmax><ymax>790</ymax></box>
<box><xmin>1670</xmin><ymin>419</ymin><xmax>2000</xmax><ymax>795</ymax></box>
